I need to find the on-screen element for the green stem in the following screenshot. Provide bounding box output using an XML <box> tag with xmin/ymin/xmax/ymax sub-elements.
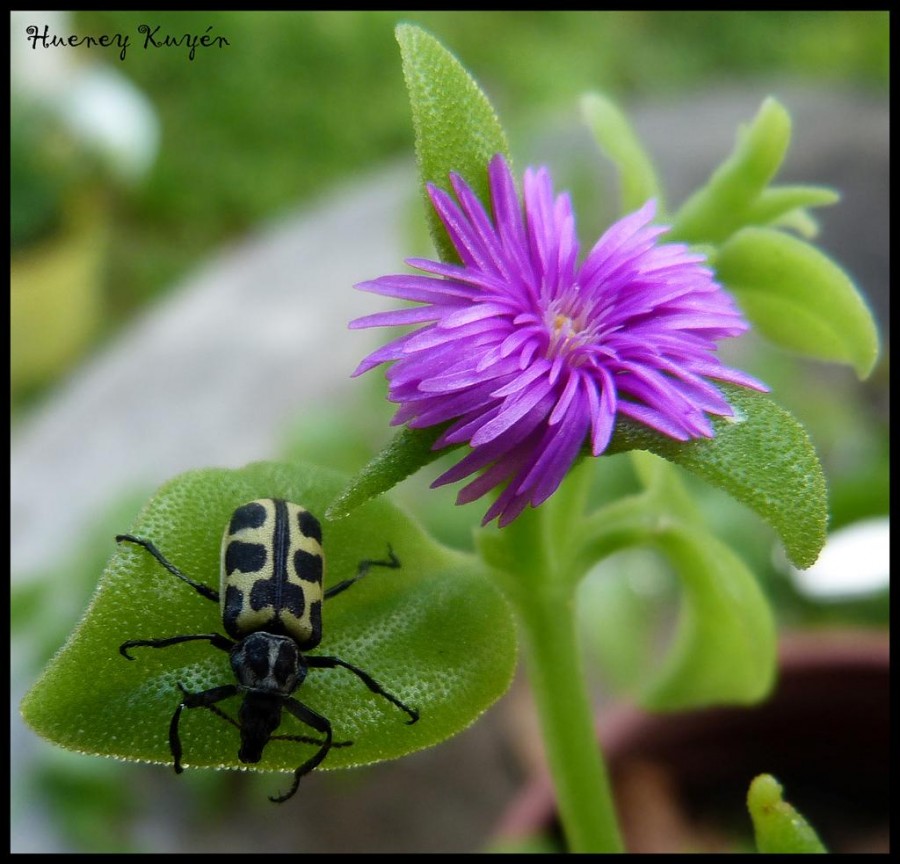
<box><xmin>480</xmin><ymin>490</ymin><xmax>625</xmax><ymax>853</ymax></box>
<box><xmin>515</xmin><ymin>579</ymin><xmax>624</xmax><ymax>853</ymax></box>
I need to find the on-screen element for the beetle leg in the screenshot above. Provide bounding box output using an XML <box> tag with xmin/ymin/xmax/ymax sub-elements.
<box><xmin>323</xmin><ymin>544</ymin><xmax>400</xmax><ymax>600</ymax></box>
<box><xmin>202</xmin><ymin>701</ymin><xmax>240</xmax><ymax>731</ymax></box>
<box><xmin>169</xmin><ymin>683</ymin><xmax>238</xmax><ymax>773</ymax></box>
<box><xmin>307</xmin><ymin>655</ymin><xmax>418</xmax><ymax>724</ymax></box>
<box><xmin>269</xmin><ymin>698</ymin><xmax>334</xmax><ymax>803</ymax></box>
<box><xmin>117</xmin><ymin>533</ymin><xmax>220</xmax><ymax>602</ymax></box>
<box><xmin>120</xmin><ymin>632</ymin><xmax>234</xmax><ymax>660</ymax></box>
<box><xmin>270</xmin><ymin>732</ymin><xmax>352</xmax><ymax>748</ymax></box>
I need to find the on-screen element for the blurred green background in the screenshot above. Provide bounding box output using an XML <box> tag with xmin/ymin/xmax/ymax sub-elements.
<box><xmin>54</xmin><ymin>11</ymin><xmax>891</xmax><ymax>345</ymax></box>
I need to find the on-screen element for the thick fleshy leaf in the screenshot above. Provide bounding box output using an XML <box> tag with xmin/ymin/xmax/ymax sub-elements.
<box><xmin>748</xmin><ymin>774</ymin><xmax>828</xmax><ymax>853</ymax></box>
<box><xmin>581</xmin><ymin>91</ymin><xmax>664</xmax><ymax>214</ymax></box>
<box><xmin>766</xmin><ymin>207</ymin><xmax>822</xmax><ymax>239</ymax></box>
<box><xmin>640</xmin><ymin>523</ymin><xmax>776</xmax><ymax>710</ymax></box>
<box><xmin>670</xmin><ymin>97</ymin><xmax>791</xmax><ymax>245</ymax></box>
<box><xmin>715</xmin><ymin>227</ymin><xmax>880</xmax><ymax>378</ymax></box>
<box><xmin>21</xmin><ymin>461</ymin><xmax>516</xmax><ymax>779</ymax></box>
<box><xmin>574</xmin><ymin>461</ymin><xmax>776</xmax><ymax>711</ymax></box>
<box><xmin>396</xmin><ymin>24</ymin><xmax>512</xmax><ymax>264</ymax></box>
<box><xmin>327</xmin><ymin>424</ymin><xmax>454</xmax><ymax>520</ymax></box>
<box><xmin>605</xmin><ymin>384</ymin><xmax>827</xmax><ymax>569</ymax></box>
<box><xmin>743</xmin><ymin>184</ymin><xmax>839</xmax><ymax>231</ymax></box>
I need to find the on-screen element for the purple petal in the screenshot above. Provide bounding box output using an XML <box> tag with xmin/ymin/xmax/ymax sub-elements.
<box><xmin>470</xmin><ymin>376</ymin><xmax>555</xmax><ymax>446</ymax></box>
<box><xmin>355</xmin><ymin>274</ymin><xmax>473</xmax><ymax>303</ymax></box>
<box><xmin>349</xmin><ymin>305</ymin><xmax>445</xmax><ymax>329</ymax></box>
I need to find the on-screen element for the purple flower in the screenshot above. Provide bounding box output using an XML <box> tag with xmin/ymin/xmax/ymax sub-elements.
<box><xmin>350</xmin><ymin>155</ymin><xmax>766</xmax><ymax>527</ymax></box>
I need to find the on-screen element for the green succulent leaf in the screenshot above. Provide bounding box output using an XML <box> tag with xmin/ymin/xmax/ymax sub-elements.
<box><xmin>20</xmin><ymin>461</ymin><xmax>516</xmax><ymax>779</ymax></box>
<box><xmin>715</xmin><ymin>227</ymin><xmax>880</xmax><ymax>378</ymax></box>
<box><xmin>766</xmin><ymin>207</ymin><xmax>822</xmax><ymax>239</ymax></box>
<box><xmin>606</xmin><ymin>384</ymin><xmax>827</xmax><ymax>570</ymax></box>
<box><xmin>396</xmin><ymin>23</ymin><xmax>512</xmax><ymax>264</ymax></box>
<box><xmin>671</xmin><ymin>97</ymin><xmax>791</xmax><ymax>245</ymax></box>
<box><xmin>640</xmin><ymin>523</ymin><xmax>776</xmax><ymax>710</ymax></box>
<box><xmin>327</xmin><ymin>424</ymin><xmax>453</xmax><ymax>520</ymax></box>
<box><xmin>743</xmin><ymin>184</ymin><xmax>839</xmax><ymax>231</ymax></box>
<box><xmin>573</xmin><ymin>460</ymin><xmax>775</xmax><ymax>710</ymax></box>
<box><xmin>581</xmin><ymin>91</ymin><xmax>664</xmax><ymax>215</ymax></box>
<box><xmin>748</xmin><ymin>774</ymin><xmax>828</xmax><ymax>853</ymax></box>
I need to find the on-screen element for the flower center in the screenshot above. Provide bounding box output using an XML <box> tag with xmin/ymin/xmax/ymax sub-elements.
<box><xmin>552</xmin><ymin>312</ymin><xmax>576</xmax><ymax>345</ymax></box>
<box><xmin>545</xmin><ymin>303</ymin><xmax>592</xmax><ymax>362</ymax></box>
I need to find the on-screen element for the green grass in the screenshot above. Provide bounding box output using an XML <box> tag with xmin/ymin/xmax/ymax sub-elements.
<box><xmin>71</xmin><ymin>11</ymin><xmax>889</xmax><ymax>325</ymax></box>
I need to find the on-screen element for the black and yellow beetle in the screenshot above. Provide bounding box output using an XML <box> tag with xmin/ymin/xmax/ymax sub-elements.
<box><xmin>118</xmin><ymin>498</ymin><xmax>418</xmax><ymax>803</ymax></box>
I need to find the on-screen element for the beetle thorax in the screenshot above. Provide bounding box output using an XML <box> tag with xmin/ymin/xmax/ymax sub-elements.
<box><xmin>230</xmin><ymin>632</ymin><xmax>305</xmax><ymax>694</ymax></box>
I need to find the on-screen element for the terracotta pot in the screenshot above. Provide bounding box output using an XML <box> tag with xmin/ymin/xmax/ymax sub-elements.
<box><xmin>495</xmin><ymin>630</ymin><xmax>889</xmax><ymax>853</ymax></box>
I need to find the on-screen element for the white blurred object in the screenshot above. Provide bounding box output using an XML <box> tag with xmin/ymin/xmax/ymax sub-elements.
<box><xmin>789</xmin><ymin>517</ymin><xmax>890</xmax><ymax>600</ymax></box>
<box><xmin>10</xmin><ymin>11</ymin><xmax>71</xmax><ymax>95</ymax></box>
<box><xmin>55</xmin><ymin>64</ymin><xmax>159</xmax><ymax>183</ymax></box>
<box><xmin>11</xmin><ymin>10</ymin><xmax>158</xmax><ymax>183</ymax></box>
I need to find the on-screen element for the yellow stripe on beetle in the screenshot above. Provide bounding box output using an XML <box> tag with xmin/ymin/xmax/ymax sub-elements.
<box><xmin>221</xmin><ymin>499</ymin><xmax>324</xmax><ymax>649</ymax></box>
